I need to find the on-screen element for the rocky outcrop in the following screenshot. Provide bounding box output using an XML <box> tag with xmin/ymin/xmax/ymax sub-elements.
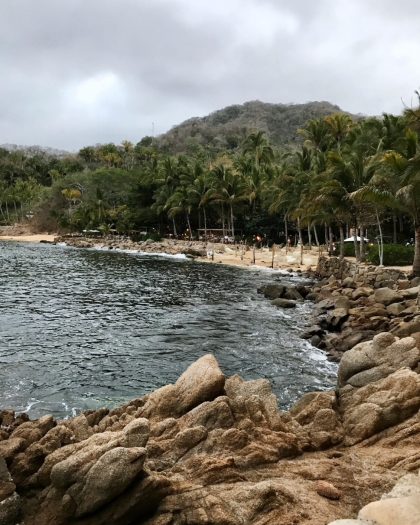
<box><xmin>55</xmin><ymin>236</ymin><xmax>210</xmax><ymax>257</ymax></box>
<box><xmin>1</xmin><ymin>332</ymin><xmax>419</xmax><ymax>525</ymax></box>
<box><xmin>304</xmin><ymin>257</ymin><xmax>419</xmax><ymax>360</ymax></box>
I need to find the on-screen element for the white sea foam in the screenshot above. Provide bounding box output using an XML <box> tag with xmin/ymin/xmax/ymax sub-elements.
<box><xmin>83</xmin><ymin>245</ymin><xmax>188</xmax><ymax>260</ymax></box>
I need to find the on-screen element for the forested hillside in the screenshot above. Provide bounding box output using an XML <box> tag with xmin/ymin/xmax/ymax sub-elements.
<box><xmin>156</xmin><ymin>100</ymin><xmax>353</xmax><ymax>154</ymax></box>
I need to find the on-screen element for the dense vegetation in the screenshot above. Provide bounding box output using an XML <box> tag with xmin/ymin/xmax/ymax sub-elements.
<box><xmin>1</xmin><ymin>97</ymin><xmax>420</xmax><ymax>274</ymax></box>
<box><xmin>156</xmin><ymin>100</ymin><xmax>349</xmax><ymax>154</ymax></box>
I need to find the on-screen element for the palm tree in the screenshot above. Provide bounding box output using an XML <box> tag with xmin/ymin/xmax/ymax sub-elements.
<box><xmin>240</xmin><ymin>131</ymin><xmax>274</xmax><ymax>213</ymax></box>
<box><xmin>188</xmin><ymin>162</ymin><xmax>212</xmax><ymax>240</ymax></box>
<box><xmin>208</xmin><ymin>164</ymin><xmax>247</xmax><ymax>239</ymax></box>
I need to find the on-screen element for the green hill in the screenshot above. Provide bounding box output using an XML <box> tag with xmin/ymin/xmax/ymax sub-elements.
<box><xmin>156</xmin><ymin>100</ymin><xmax>358</xmax><ymax>154</ymax></box>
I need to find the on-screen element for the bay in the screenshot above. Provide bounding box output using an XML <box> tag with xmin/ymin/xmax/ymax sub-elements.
<box><xmin>0</xmin><ymin>242</ymin><xmax>337</xmax><ymax>419</ymax></box>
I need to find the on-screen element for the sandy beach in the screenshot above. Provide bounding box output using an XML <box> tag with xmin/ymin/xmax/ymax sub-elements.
<box><xmin>0</xmin><ymin>233</ymin><xmax>57</xmax><ymax>243</ymax></box>
<box><xmin>198</xmin><ymin>244</ymin><xmax>321</xmax><ymax>272</ymax></box>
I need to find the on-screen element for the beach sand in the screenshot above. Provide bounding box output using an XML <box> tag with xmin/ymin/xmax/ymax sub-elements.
<box><xmin>0</xmin><ymin>233</ymin><xmax>57</xmax><ymax>243</ymax></box>
<box><xmin>198</xmin><ymin>245</ymin><xmax>321</xmax><ymax>272</ymax></box>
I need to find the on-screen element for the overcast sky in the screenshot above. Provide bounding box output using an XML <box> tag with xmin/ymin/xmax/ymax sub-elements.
<box><xmin>1</xmin><ymin>0</ymin><xmax>419</xmax><ymax>150</ymax></box>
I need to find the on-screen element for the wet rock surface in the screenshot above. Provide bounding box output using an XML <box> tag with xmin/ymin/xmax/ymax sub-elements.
<box><xmin>0</xmin><ymin>326</ymin><xmax>419</xmax><ymax>525</ymax></box>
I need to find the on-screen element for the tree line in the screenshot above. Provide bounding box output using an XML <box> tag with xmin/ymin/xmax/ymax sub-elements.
<box><xmin>1</xmin><ymin>95</ymin><xmax>420</xmax><ymax>274</ymax></box>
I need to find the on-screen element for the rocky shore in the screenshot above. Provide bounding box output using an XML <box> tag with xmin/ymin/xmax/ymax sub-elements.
<box><xmin>1</xmin><ymin>255</ymin><xmax>419</xmax><ymax>524</ymax></box>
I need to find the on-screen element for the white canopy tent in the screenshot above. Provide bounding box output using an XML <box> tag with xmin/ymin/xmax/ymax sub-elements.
<box><xmin>343</xmin><ymin>236</ymin><xmax>369</xmax><ymax>242</ymax></box>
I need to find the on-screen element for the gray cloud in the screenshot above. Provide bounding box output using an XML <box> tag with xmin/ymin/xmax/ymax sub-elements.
<box><xmin>0</xmin><ymin>0</ymin><xmax>419</xmax><ymax>149</ymax></box>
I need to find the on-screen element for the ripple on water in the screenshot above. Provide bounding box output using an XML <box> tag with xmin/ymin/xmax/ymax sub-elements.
<box><xmin>0</xmin><ymin>242</ymin><xmax>337</xmax><ymax>418</ymax></box>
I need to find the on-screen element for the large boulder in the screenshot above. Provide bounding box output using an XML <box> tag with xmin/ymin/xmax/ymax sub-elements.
<box><xmin>271</xmin><ymin>298</ymin><xmax>296</xmax><ymax>308</ymax></box>
<box><xmin>257</xmin><ymin>283</ymin><xmax>285</xmax><ymax>300</ymax></box>
<box><xmin>374</xmin><ymin>288</ymin><xmax>403</xmax><ymax>306</ymax></box>
<box><xmin>338</xmin><ymin>333</ymin><xmax>420</xmax><ymax>388</ymax></box>
<box><xmin>340</xmin><ymin>368</ymin><xmax>420</xmax><ymax>445</ymax></box>
<box><xmin>140</xmin><ymin>354</ymin><xmax>226</xmax><ymax>419</ymax></box>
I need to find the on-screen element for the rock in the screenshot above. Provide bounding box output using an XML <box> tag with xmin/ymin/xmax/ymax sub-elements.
<box><xmin>342</xmin><ymin>277</ymin><xmax>357</xmax><ymax>288</ymax></box>
<box><xmin>392</xmin><ymin>317</ymin><xmax>420</xmax><ymax>337</ymax></box>
<box><xmin>359</xmin><ymin>495</ymin><xmax>420</xmax><ymax>525</ymax></box>
<box><xmin>0</xmin><ymin>438</ymin><xmax>26</xmax><ymax>462</ymax></box>
<box><xmin>324</xmin><ymin>308</ymin><xmax>349</xmax><ymax>330</ymax></box>
<box><xmin>315</xmin><ymin>480</ymin><xmax>341</xmax><ymax>500</ymax></box>
<box><xmin>340</xmin><ymin>368</ymin><xmax>420</xmax><ymax>444</ymax></box>
<box><xmin>71</xmin><ymin>447</ymin><xmax>147</xmax><ymax>517</ymax></box>
<box><xmin>295</xmin><ymin>284</ymin><xmax>311</xmax><ymax>298</ymax></box>
<box><xmin>2</xmin><ymin>348</ymin><xmax>420</xmax><ymax>525</ymax></box>
<box><xmin>141</xmin><ymin>354</ymin><xmax>225</xmax><ymax>419</ymax></box>
<box><xmin>0</xmin><ymin>493</ymin><xmax>21</xmax><ymax>525</ymax></box>
<box><xmin>301</xmin><ymin>325</ymin><xmax>324</xmax><ymax>339</ymax></box>
<box><xmin>315</xmin><ymin>298</ymin><xmax>336</xmax><ymax>311</ymax></box>
<box><xmin>0</xmin><ymin>458</ymin><xmax>15</xmax><ymax>502</ymax></box>
<box><xmin>386</xmin><ymin>302</ymin><xmax>406</xmax><ymax>316</ymax></box>
<box><xmin>174</xmin><ymin>354</ymin><xmax>225</xmax><ymax>414</ymax></box>
<box><xmin>282</xmin><ymin>285</ymin><xmax>303</xmax><ymax>301</ymax></box>
<box><xmin>334</xmin><ymin>296</ymin><xmax>352</xmax><ymax>312</ymax></box>
<box><xmin>385</xmin><ymin>473</ymin><xmax>420</xmax><ymax>498</ymax></box>
<box><xmin>290</xmin><ymin>391</ymin><xmax>342</xmax><ymax>448</ymax></box>
<box><xmin>257</xmin><ymin>283</ymin><xmax>285</xmax><ymax>300</ymax></box>
<box><xmin>401</xmin><ymin>286</ymin><xmax>420</xmax><ymax>300</ymax></box>
<box><xmin>271</xmin><ymin>298</ymin><xmax>296</xmax><ymax>308</ymax></box>
<box><xmin>338</xmin><ymin>332</ymin><xmax>419</xmax><ymax>389</ymax></box>
<box><xmin>311</xmin><ymin>335</ymin><xmax>322</xmax><ymax>347</ymax></box>
<box><xmin>374</xmin><ymin>288</ymin><xmax>402</xmax><ymax>306</ymax></box>
<box><xmin>352</xmin><ymin>287</ymin><xmax>373</xmax><ymax>300</ymax></box>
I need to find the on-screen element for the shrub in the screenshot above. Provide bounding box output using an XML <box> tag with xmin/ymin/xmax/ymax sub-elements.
<box><xmin>342</xmin><ymin>242</ymin><xmax>356</xmax><ymax>257</ymax></box>
<box><xmin>366</xmin><ymin>244</ymin><xmax>414</xmax><ymax>266</ymax></box>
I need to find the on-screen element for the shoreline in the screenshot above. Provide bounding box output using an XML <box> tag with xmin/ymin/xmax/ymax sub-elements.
<box><xmin>38</xmin><ymin>233</ymin><xmax>323</xmax><ymax>273</ymax></box>
<box><xmin>0</xmin><ymin>232</ymin><xmax>412</xmax><ymax>274</ymax></box>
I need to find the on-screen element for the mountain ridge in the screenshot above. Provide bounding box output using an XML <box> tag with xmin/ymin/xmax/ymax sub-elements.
<box><xmin>156</xmin><ymin>99</ymin><xmax>360</xmax><ymax>154</ymax></box>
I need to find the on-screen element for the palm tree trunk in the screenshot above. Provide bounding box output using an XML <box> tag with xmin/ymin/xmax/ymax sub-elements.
<box><xmin>221</xmin><ymin>204</ymin><xmax>225</xmax><ymax>240</ymax></box>
<box><xmin>360</xmin><ymin>224</ymin><xmax>366</xmax><ymax>262</ymax></box>
<box><xmin>172</xmin><ymin>217</ymin><xmax>177</xmax><ymax>237</ymax></box>
<box><xmin>313</xmin><ymin>226</ymin><xmax>320</xmax><ymax>247</ymax></box>
<box><xmin>230</xmin><ymin>203</ymin><xmax>235</xmax><ymax>239</ymax></box>
<box><xmin>284</xmin><ymin>217</ymin><xmax>289</xmax><ymax>252</ymax></box>
<box><xmin>298</xmin><ymin>218</ymin><xmax>303</xmax><ymax>265</ymax></box>
<box><xmin>328</xmin><ymin>225</ymin><xmax>333</xmax><ymax>256</ymax></box>
<box><xmin>376</xmin><ymin>209</ymin><xmax>384</xmax><ymax>267</ymax></box>
<box><xmin>186</xmin><ymin>212</ymin><xmax>192</xmax><ymax>240</ymax></box>
<box><xmin>392</xmin><ymin>215</ymin><xmax>397</xmax><ymax>244</ymax></box>
<box><xmin>203</xmin><ymin>207</ymin><xmax>207</xmax><ymax>241</ymax></box>
<box><xmin>339</xmin><ymin>224</ymin><xmax>344</xmax><ymax>260</ymax></box>
<box><xmin>307</xmin><ymin>225</ymin><xmax>312</xmax><ymax>249</ymax></box>
<box><xmin>297</xmin><ymin>218</ymin><xmax>303</xmax><ymax>246</ymax></box>
<box><xmin>353</xmin><ymin>226</ymin><xmax>360</xmax><ymax>261</ymax></box>
<box><xmin>413</xmin><ymin>225</ymin><xmax>420</xmax><ymax>276</ymax></box>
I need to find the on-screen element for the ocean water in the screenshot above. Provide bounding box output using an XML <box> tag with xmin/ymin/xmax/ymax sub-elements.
<box><xmin>0</xmin><ymin>242</ymin><xmax>337</xmax><ymax>419</ymax></box>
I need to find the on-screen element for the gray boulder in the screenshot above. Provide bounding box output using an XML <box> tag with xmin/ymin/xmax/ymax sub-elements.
<box><xmin>271</xmin><ymin>298</ymin><xmax>297</xmax><ymax>308</ymax></box>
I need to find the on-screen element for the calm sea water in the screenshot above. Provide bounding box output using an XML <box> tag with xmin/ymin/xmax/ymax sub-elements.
<box><xmin>0</xmin><ymin>242</ymin><xmax>336</xmax><ymax>419</ymax></box>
